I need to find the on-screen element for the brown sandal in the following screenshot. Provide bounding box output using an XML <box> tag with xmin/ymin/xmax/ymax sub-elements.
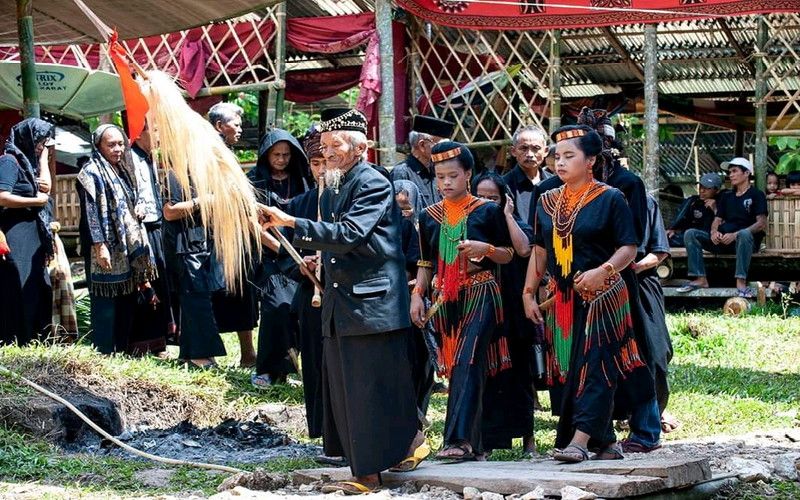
<box><xmin>553</xmin><ymin>443</ymin><xmax>589</xmax><ymax>463</ymax></box>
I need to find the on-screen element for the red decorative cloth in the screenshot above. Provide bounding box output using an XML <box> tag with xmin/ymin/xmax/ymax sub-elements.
<box><xmin>287</xmin><ymin>13</ymin><xmax>381</xmax><ymax>125</ymax></box>
<box><xmin>396</xmin><ymin>0</ymin><xmax>799</xmax><ymax>31</ymax></box>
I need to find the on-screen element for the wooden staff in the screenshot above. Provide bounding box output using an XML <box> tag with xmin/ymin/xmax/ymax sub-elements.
<box><xmin>311</xmin><ymin>178</ymin><xmax>324</xmax><ymax>308</ymax></box>
<box><xmin>269</xmin><ymin>226</ymin><xmax>324</xmax><ymax>291</ymax></box>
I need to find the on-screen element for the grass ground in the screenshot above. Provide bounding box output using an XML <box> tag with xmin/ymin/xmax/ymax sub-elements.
<box><xmin>1</xmin><ymin>306</ymin><xmax>799</xmax><ymax>496</ymax></box>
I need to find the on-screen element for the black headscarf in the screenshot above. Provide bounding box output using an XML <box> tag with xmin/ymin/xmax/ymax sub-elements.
<box><xmin>4</xmin><ymin>118</ymin><xmax>54</xmax><ymax>183</ymax></box>
<box><xmin>249</xmin><ymin>128</ymin><xmax>311</xmax><ymax>207</ymax></box>
<box><xmin>3</xmin><ymin>118</ymin><xmax>55</xmax><ymax>255</ymax></box>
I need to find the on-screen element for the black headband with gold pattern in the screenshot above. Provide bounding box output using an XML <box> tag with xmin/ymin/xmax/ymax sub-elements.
<box><xmin>318</xmin><ymin>108</ymin><xmax>368</xmax><ymax>135</ymax></box>
<box><xmin>431</xmin><ymin>146</ymin><xmax>462</xmax><ymax>163</ymax></box>
<box><xmin>554</xmin><ymin>129</ymin><xmax>588</xmax><ymax>143</ymax></box>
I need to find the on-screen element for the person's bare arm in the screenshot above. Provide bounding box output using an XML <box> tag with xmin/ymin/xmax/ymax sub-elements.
<box><xmin>0</xmin><ymin>190</ymin><xmax>48</xmax><ymax>208</ymax></box>
<box><xmin>163</xmin><ymin>198</ymin><xmax>198</xmax><ymax>222</ymax></box>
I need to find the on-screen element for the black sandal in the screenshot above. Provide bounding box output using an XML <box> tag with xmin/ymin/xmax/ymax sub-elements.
<box><xmin>435</xmin><ymin>442</ymin><xmax>476</xmax><ymax>463</ymax></box>
<box><xmin>553</xmin><ymin>443</ymin><xmax>589</xmax><ymax>463</ymax></box>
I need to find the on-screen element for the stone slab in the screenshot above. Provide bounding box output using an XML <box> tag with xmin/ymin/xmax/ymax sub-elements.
<box><xmin>293</xmin><ymin>462</ymin><xmax>667</xmax><ymax>498</ymax></box>
<box><xmin>528</xmin><ymin>456</ymin><xmax>713</xmax><ymax>488</ymax></box>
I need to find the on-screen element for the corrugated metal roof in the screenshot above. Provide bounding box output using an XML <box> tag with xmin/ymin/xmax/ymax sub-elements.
<box><xmin>626</xmin><ymin>124</ymin><xmax>779</xmax><ymax>183</ymax></box>
<box><xmin>555</xmin><ymin>14</ymin><xmax>800</xmax><ymax>97</ymax></box>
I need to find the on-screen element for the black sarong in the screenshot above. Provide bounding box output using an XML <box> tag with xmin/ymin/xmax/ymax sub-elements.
<box><xmin>322</xmin><ymin>326</ymin><xmax>417</xmax><ymax>477</ymax></box>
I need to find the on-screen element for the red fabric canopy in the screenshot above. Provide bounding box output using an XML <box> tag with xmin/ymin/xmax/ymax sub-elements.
<box><xmin>286</xmin><ymin>13</ymin><xmax>375</xmax><ymax>53</ymax></box>
<box><xmin>284</xmin><ymin>66</ymin><xmax>363</xmax><ymax>103</ymax></box>
<box><xmin>396</xmin><ymin>0</ymin><xmax>799</xmax><ymax>30</ymax></box>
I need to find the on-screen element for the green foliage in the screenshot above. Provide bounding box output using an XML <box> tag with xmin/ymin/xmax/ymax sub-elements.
<box><xmin>283</xmin><ymin>102</ymin><xmax>319</xmax><ymax>138</ymax></box>
<box><xmin>769</xmin><ymin>136</ymin><xmax>800</xmax><ymax>175</ymax></box>
<box><xmin>75</xmin><ymin>293</ymin><xmax>91</xmax><ymax>335</ymax></box>
<box><xmin>230</xmin><ymin>92</ymin><xmax>259</xmax><ymax>125</ymax></box>
<box><xmin>613</xmin><ymin>114</ymin><xmax>675</xmax><ymax>143</ymax></box>
<box><xmin>84</xmin><ymin>113</ymin><xmax>124</xmax><ymax>134</ymax></box>
<box><xmin>235</xmin><ymin>149</ymin><xmax>258</xmax><ymax>164</ymax></box>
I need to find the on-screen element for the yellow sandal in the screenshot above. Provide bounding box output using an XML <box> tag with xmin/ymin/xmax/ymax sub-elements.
<box><xmin>320</xmin><ymin>480</ymin><xmax>378</xmax><ymax>495</ymax></box>
<box><xmin>389</xmin><ymin>442</ymin><xmax>431</xmax><ymax>472</ymax></box>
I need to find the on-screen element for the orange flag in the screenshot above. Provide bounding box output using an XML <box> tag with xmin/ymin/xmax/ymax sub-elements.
<box><xmin>108</xmin><ymin>30</ymin><xmax>148</xmax><ymax>142</ymax></box>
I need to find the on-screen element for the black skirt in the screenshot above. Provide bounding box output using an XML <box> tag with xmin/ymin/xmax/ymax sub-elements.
<box><xmin>322</xmin><ymin>327</ymin><xmax>417</xmax><ymax>477</ymax></box>
<box><xmin>0</xmin><ymin>208</ymin><xmax>51</xmax><ymax>344</ymax></box>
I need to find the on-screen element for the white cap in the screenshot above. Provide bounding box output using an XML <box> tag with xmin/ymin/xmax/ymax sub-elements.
<box><xmin>721</xmin><ymin>157</ymin><xmax>753</xmax><ymax>174</ymax></box>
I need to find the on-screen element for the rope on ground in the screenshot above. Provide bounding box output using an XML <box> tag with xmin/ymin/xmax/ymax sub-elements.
<box><xmin>0</xmin><ymin>364</ymin><xmax>244</xmax><ymax>474</ymax></box>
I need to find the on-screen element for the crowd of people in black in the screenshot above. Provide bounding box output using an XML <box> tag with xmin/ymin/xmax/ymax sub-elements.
<box><xmin>0</xmin><ymin>103</ymin><xmax>792</xmax><ymax>493</ymax></box>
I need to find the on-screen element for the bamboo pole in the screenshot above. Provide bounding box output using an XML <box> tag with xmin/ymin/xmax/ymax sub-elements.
<box><xmin>754</xmin><ymin>15</ymin><xmax>769</xmax><ymax>192</ymax></box>
<box><xmin>273</xmin><ymin>2</ymin><xmax>287</xmax><ymax>128</ymax></box>
<box><xmin>16</xmin><ymin>0</ymin><xmax>39</xmax><ymax>118</ymax></box>
<box><xmin>766</xmin><ymin>130</ymin><xmax>800</xmax><ymax>137</ymax></box>
<box><xmin>376</xmin><ymin>0</ymin><xmax>397</xmax><ymax>167</ymax></box>
<box><xmin>642</xmin><ymin>24</ymin><xmax>660</xmax><ymax>192</ymax></box>
<box><xmin>549</xmin><ymin>30</ymin><xmax>562</xmax><ymax>134</ymax></box>
<box><xmin>187</xmin><ymin>80</ymin><xmax>284</xmax><ymax>98</ymax></box>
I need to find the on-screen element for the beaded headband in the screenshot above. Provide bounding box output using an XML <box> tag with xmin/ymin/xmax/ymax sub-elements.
<box><xmin>431</xmin><ymin>147</ymin><xmax>462</xmax><ymax>163</ymax></box>
<box><xmin>554</xmin><ymin>129</ymin><xmax>588</xmax><ymax>142</ymax></box>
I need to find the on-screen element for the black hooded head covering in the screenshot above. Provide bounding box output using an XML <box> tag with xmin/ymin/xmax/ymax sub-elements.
<box><xmin>249</xmin><ymin>128</ymin><xmax>311</xmax><ymax>207</ymax></box>
<box><xmin>3</xmin><ymin>118</ymin><xmax>55</xmax><ymax>255</ymax></box>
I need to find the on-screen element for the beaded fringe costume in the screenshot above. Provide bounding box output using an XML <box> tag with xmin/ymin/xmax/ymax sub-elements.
<box><xmin>540</xmin><ymin>181</ymin><xmax>644</xmax><ymax>395</ymax></box>
<box><xmin>425</xmin><ymin>195</ymin><xmax>510</xmax><ymax>379</ymax></box>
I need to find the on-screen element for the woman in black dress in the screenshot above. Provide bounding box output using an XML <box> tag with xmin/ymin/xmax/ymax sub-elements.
<box><xmin>248</xmin><ymin>128</ymin><xmax>311</xmax><ymax>386</ymax></box>
<box><xmin>523</xmin><ymin>125</ymin><xmax>651</xmax><ymax>462</ymax></box>
<box><xmin>473</xmin><ymin>172</ymin><xmax>537</xmax><ymax>456</ymax></box>
<box><xmin>410</xmin><ymin>142</ymin><xmax>514</xmax><ymax>461</ymax></box>
<box><xmin>0</xmin><ymin>118</ymin><xmax>54</xmax><ymax>344</ymax></box>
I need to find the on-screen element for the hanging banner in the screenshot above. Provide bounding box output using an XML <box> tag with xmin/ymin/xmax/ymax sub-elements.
<box><xmin>395</xmin><ymin>0</ymin><xmax>800</xmax><ymax>30</ymax></box>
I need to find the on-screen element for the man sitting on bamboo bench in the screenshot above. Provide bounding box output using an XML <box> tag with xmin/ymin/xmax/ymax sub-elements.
<box><xmin>677</xmin><ymin>158</ymin><xmax>768</xmax><ymax>299</ymax></box>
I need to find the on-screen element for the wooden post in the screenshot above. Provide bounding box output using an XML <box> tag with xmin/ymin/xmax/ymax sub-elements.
<box><xmin>274</xmin><ymin>2</ymin><xmax>287</xmax><ymax>128</ymax></box>
<box><xmin>258</xmin><ymin>90</ymin><xmax>268</xmax><ymax>140</ymax></box>
<box><xmin>376</xmin><ymin>0</ymin><xmax>397</xmax><ymax>167</ymax></box>
<box><xmin>549</xmin><ymin>30</ymin><xmax>562</xmax><ymax>134</ymax></box>
<box><xmin>754</xmin><ymin>15</ymin><xmax>769</xmax><ymax>192</ymax></box>
<box><xmin>16</xmin><ymin>0</ymin><xmax>39</xmax><ymax>118</ymax></box>
<box><xmin>734</xmin><ymin>124</ymin><xmax>745</xmax><ymax>157</ymax></box>
<box><xmin>642</xmin><ymin>24</ymin><xmax>660</xmax><ymax>192</ymax></box>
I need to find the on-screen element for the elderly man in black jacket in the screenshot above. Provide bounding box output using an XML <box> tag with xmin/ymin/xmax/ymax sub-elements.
<box><xmin>261</xmin><ymin>108</ymin><xmax>425</xmax><ymax>494</ymax></box>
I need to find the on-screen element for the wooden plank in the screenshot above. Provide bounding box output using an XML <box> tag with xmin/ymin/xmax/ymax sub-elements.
<box><xmin>663</xmin><ymin>286</ymin><xmax>774</xmax><ymax>298</ymax></box>
<box><xmin>294</xmin><ymin>462</ymin><xmax>667</xmax><ymax>498</ymax></box>
<box><xmin>669</xmin><ymin>248</ymin><xmax>800</xmax><ymax>258</ymax></box>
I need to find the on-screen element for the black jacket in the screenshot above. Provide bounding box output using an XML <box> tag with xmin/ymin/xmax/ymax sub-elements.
<box><xmin>293</xmin><ymin>160</ymin><xmax>411</xmax><ymax>337</ymax></box>
<box><xmin>503</xmin><ymin>163</ymin><xmax>553</xmax><ymax>224</ymax></box>
<box><xmin>390</xmin><ymin>154</ymin><xmax>440</xmax><ymax>208</ymax></box>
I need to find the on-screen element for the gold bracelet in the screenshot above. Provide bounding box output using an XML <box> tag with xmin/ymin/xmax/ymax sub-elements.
<box><xmin>485</xmin><ymin>244</ymin><xmax>496</xmax><ymax>257</ymax></box>
<box><xmin>417</xmin><ymin>260</ymin><xmax>433</xmax><ymax>269</ymax></box>
<box><xmin>601</xmin><ymin>262</ymin><xmax>617</xmax><ymax>276</ymax></box>
<box><xmin>411</xmin><ymin>286</ymin><xmax>425</xmax><ymax>297</ymax></box>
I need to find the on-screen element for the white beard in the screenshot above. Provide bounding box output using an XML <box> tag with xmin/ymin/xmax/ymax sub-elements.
<box><xmin>324</xmin><ymin>168</ymin><xmax>344</xmax><ymax>193</ymax></box>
